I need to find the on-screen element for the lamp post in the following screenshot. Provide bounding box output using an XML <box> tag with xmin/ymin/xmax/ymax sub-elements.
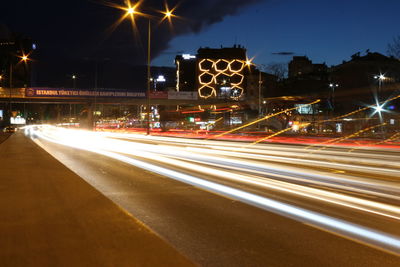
<box><xmin>8</xmin><ymin>54</ymin><xmax>29</xmax><ymax>124</ymax></box>
<box><xmin>329</xmin><ymin>83</ymin><xmax>339</xmax><ymax>111</ymax></box>
<box><xmin>9</xmin><ymin>61</ymin><xmax>13</xmax><ymax>120</ymax></box>
<box><xmin>118</xmin><ymin>2</ymin><xmax>176</xmax><ymax>135</ymax></box>
<box><xmin>373</xmin><ymin>74</ymin><xmax>388</xmax><ymax>137</ymax></box>
<box><xmin>72</xmin><ymin>74</ymin><xmax>77</xmax><ymax>89</ymax></box>
<box><xmin>374</xmin><ymin>74</ymin><xmax>386</xmax><ymax>94</ymax></box>
<box><xmin>146</xmin><ymin>19</ymin><xmax>151</xmax><ymax>135</ymax></box>
<box><xmin>245</xmin><ymin>59</ymin><xmax>263</xmax><ymax>116</ymax></box>
<box><xmin>258</xmin><ymin>70</ymin><xmax>263</xmax><ymax>116</ymax></box>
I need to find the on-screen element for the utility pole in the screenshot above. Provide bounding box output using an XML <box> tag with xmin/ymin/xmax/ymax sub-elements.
<box><xmin>9</xmin><ymin>62</ymin><xmax>13</xmax><ymax>124</ymax></box>
<box><xmin>258</xmin><ymin>70</ymin><xmax>262</xmax><ymax>116</ymax></box>
<box><xmin>146</xmin><ymin>19</ymin><xmax>151</xmax><ymax>135</ymax></box>
<box><xmin>94</xmin><ymin>62</ymin><xmax>98</xmax><ymax>131</ymax></box>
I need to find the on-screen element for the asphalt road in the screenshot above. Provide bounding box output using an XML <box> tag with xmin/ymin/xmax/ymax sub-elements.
<box><xmin>0</xmin><ymin>132</ymin><xmax>11</xmax><ymax>144</ymax></box>
<box><xmin>0</xmin><ymin>132</ymin><xmax>193</xmax><ymax>266</ymax></box>
<box><xmin>27</xmin><ymin>126</ymin><xmax>400</xmax><ymax>266</ymax></box>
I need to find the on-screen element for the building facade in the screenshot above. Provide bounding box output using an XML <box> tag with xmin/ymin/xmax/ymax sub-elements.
<box><xmin>175</xmin><ymin>45</ymin><xmax>253</xmax><ymax>100</ymax></box>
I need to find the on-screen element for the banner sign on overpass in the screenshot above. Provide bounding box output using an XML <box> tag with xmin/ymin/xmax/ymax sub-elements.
<box><xmin>149</xmin><ymin>91</ymin><xmax>198</xmax><ymax>100</ymax></box>
<box><xmin>25</xmin><ymin>88</ymin><xmax>145</xmax><ymax>98</ymax></box>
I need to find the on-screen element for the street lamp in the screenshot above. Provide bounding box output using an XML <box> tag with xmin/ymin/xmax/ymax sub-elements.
<box><xmin>118</xmin><ymin>2</ymin><xmax>177</xmax><ymax>135</ymax></box>
<box><xmin>72</xmin><ymin>74</ymin><xmax>77</xmax><ymax>89</ymax></box>
<box><xmin>245</xmin><ymin>58</ymin><xmax>263</xmax><ymax>117</ymax></box>
<box><xmin>8</xmin><ymin>53</ymin><xmax>30</xmax><ymax>124</ymax></box>
<box><xmin>374</xmin><ymin>74</ymin><xmax>386</xmax><ymax>94</ymax></box>
<box><xmin>329</xmin><ymin>83</ymin><xmax>339</xmax><ymax>111</ymax></box>
<box><xmin>373</xmin><ymin>74</ymin><xmax>389</xmax><ymax>137</ymax></box>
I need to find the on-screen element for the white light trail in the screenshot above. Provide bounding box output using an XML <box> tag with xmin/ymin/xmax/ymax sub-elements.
<box><xmin>28</xmin><ymin>126</ymin><xmax>400</xmax><ymax>256</ymax></box>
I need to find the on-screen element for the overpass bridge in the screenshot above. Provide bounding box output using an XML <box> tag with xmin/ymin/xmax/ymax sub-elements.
<box><xmin>0</xmin><ymin>87</ymin><xmax>245</xmax><ymax>128</ymax></box>
<box><xmin>0</xmin><ymin>87</ymin><xmax>240</xmax><ymax>105</ymax></box>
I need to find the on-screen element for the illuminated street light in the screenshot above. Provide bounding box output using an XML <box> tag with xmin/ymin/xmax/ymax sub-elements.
<box><xmin>329</xmin><ymin>83</ymin><xmax>339</xmax><ymax>88</ymax></box>
<box><xmin>127</xmin><ymin>7</ymin><xmax>135</xmax><ymax>15</ymax></box>
<box><xmin>72</xmin><ymin>74</ymin><xmax>77</xmax><ymax>89</ymax></box>
<box><xmin>374</xmin><ymin>74</ymin><xmax>386</xmax><ymax>81</ymax></box>
<box><xmin>329</xmin><ymin>83</ymin><xmax>339</xmax><ymax>111</ymax></box>
<box><xmin>245</xmin><ymin>57</ymin><xmax>263</xmax><ymax>116</ymax></box>
<box><xmin>374</xmin><ymin>104</ymin><xmax>384</xmax><ymax>113</ymax></box>
<box><xmin>161</xmin><ymin>3</ymin><xmax>178</xmax><ymax>24</ymax></box>
<box><xmin>6</xmin><ymin>52</ymin><xmax>32</xmax><ymax>124</ymax></box>
<box><xmin>371</xmin><ymin>100</ymin><xmax>387</xmax><ymax>138</ymax></box>
<box><xmin>114</xmin><ymin>1</ymin><xmax>177</xmax><ymax>135</ymax></box>
<box><xmin>374</xmin><ymin>73</ymin><xmax>388</xmax><ymax>95</ymax></box>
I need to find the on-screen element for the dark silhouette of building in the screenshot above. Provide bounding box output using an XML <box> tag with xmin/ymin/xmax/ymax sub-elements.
<box><xmin>288</xmin><ymin>56</ymin><xmax>327</xmax><ymax>79</ymax></box>
<box><xmin>329</xmin><ymin>52</ymin><xmax>400</xmax><ymax>113</ymax></box>
<box><xmin>175</xmin><ymin>54</ymin><xmax>197</xmax><ymax>92</ymax></box>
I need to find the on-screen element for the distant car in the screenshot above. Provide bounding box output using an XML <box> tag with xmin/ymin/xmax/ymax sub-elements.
<box><xmin>3</xmin><ymin>126</ymin><xmax>17</xmax><ymax>133</ymax></box>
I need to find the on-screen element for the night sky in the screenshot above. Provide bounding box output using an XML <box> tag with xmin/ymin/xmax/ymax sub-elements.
<box><xmin>1</xmin><ymin>0</ymin><xmax>399</xmax><ymax>68</ymax></box>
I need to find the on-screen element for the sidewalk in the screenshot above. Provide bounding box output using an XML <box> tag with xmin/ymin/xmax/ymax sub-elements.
<box><xmin>0</xmin><ymin>133</ymin><xmax>193</xmax><ymax>267</ymax></box>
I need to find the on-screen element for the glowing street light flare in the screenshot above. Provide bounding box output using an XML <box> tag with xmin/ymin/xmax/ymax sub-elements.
<box><xmin>106</xmin><ymin>1</ymin><xmax>179</xmax><ymax>135</ymax></box>
<box><xmin>126</xmin><ymin>7</ymin><xmax>135</xmax><ymax>15</ymax></box>
<box><xmin>18</xmin><ymin>53</ymin><xmax>30</xmax><ymax>63</ymax></box>
<box><xmin>317</xmin><ymin>94</ymin><xmax>400</xmax><ymax>124</ymax></box>
<box><xmin>245</xmin><ymin>56</ymin><xmax>255</xmax><ymax>66</ymax></box>
<box><xmin>374</xmin><ymin>74</ymin><xmax>386</xmax><ymax>81</ymax></box>
<box><xmin>161</xmin><ymin>3</ymin><xmax>179</xmax><ymax>23</ymax></box>
<box><xmin>372</xmin><ymin>103</ymin><xmax>386</xmax><ymax>115</ymax></box>
<box><xmin>375</xmin><ymin>105</ymin><xmax>383</xmax><ymax>112</ymax></box>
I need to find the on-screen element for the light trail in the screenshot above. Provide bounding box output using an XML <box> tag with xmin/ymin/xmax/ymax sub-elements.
<box><xmin>317</xmin><ymin>94</ymin><xmax>400</xmax><ymax>123</ymax></box>
<box><xmin>26</xmin><ymin>125</ymin><xmax>400</xmax><ymax>256</ymax></box>
<box><xmin>245</xmin><ymin>123</ymin><xmax>311</xmax><ymax>147</ymax></box>
<box><xmin>348</xmin><ymin>132</ymin><xmax>400</xmax><ymax>153</ymax></box>
<box><xmin>209</xmin><ymin>100</ymin><xmax>320</xmax><ymax>139</ymax></box>
<box><xmin>305</xmin><ymin>123</ymin><xmax>387</xmax><ymax>151</ymax></box>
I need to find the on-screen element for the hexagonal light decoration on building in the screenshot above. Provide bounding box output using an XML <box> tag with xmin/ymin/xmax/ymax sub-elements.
<box><xmin>215</xmin><ymin>59</ymin><xmax>230</xmax><ymax>72</ymax></box>
<box><xmin>229</xmin><ymin>60</ymin><xmax>245</xmax><ymax>72</ymax></box>
<box><xmin>199</xmin><ymin>59</ymin><xmax>214</xmax><ymax>72</ymax></box>
<box><xmin>199</xmin><ymin>72</ymin><xmax>215</xmax><ymax>85</ymax></box>
<box><xmin>215</xmin><ymin>72</ymin><xmax>231</xmax><ymax>85</ymax></box>
<box><xmin>199</xmin><ymin>85</ymin><xmax>216</xmax><ymax>99</ymax></box>
<box><xmin>230</xmin><ymin>73</ymin><xmax>244</xmax><ymax>85</ymax></box>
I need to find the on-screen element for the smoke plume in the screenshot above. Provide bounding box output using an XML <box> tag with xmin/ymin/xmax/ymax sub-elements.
<box><xmin>1</xmin><ymin>0</ymin><xmax>263</xmax><ymax>64</ymax></box>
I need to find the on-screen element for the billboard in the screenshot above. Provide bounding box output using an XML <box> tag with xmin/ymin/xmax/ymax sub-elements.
<box><xmin>295</xmin><ymin>104</ymin><xmax>314</xmax><ymax>114</ymax></box>
<box><xmin>25</xmin><ymin>88</ymin><xmax>145</xmax><ymax>98</ymax></box>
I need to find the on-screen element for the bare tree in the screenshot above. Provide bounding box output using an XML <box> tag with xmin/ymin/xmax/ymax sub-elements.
<box><xmin>387</xmin><ymin>35</ymin><xmax>400</xmax><ymax>59</ymax></box>
<box><xmin>263</xmin><ymin>62</ymin><xmax>288</xmax><ymax>81</ymax></box>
